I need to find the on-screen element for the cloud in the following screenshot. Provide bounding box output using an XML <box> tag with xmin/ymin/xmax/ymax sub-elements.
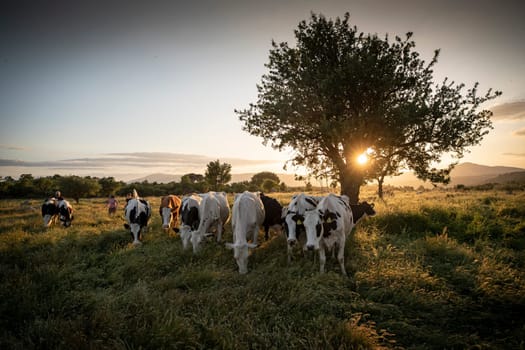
<box><xmin>513</xmin><ymin>128</ymin><xmax>525</xmax><ymax>136</ymax></box>
<box><xmin>502</xmin><ymin>152</ymin><xmax>525</xmax><ymax>158</ymax></box>
<box><xmin>0</xmin><ymin>144</ymin><xmax>29</xmax><ymax>151</ymax></box>
<box><xmin>490</xmin><ymin>102</ymin><xmax>525</xmax><ymax>121</ymax></box>
<box><xmin>0</xmin><ymin>152</ymin><xmax>283</xmax><ymax>173</ymax></box>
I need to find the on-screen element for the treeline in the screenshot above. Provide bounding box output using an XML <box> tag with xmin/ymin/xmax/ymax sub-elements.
<box><xmin>0</xmin><ymin>172</ymin><xmax>291</xmax><ymax>202</ymax></box>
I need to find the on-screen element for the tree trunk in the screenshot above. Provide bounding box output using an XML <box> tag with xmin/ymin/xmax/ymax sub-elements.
<box><xmin>377</xmin><ymin>177</ymin><xmax>384</xmax><ymax>200</ymax></box>
<box><xmin>339</xmin><ymin>168</ymin><xmax>363</xmax><ymax>204</ymax></box>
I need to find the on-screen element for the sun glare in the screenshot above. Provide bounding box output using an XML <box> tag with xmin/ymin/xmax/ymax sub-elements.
<box><xmin>357</xmin><ymin>153</ymin><xmax>368</xmax><ymax>165</ymax></box>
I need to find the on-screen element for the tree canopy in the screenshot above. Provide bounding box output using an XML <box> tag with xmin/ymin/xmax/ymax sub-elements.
<box><xmin>204</xmin><ymin>160</ymin><xmax>232</xmax><ymax>191</ymax></box>
<box><xmin>236</xmin><ymin>12</ymin><xmax>501</xmax><ymax>203</ymax></box>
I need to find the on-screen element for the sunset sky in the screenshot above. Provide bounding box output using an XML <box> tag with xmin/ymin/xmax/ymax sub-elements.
<box><xmin>1</xmin><ymin>0</ymin><xmax>524</xmax><ymax>181</ymax></box>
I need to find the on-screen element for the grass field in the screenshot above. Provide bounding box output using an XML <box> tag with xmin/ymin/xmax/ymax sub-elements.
<box><xmin>1</xmin><ymin>188</ymin><xmax>524</xmax><ymax>349</ymax></box>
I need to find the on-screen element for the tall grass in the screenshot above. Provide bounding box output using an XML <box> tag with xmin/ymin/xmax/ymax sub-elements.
<box><xmin>1</xmin><ymin>190</ymin><xmax>524</xmax><ymax>349</ymax></box>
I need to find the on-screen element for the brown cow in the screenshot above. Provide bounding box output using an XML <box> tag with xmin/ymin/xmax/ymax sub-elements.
<box><xmin>159</xmin><ymin>195</ymin><xmax>182</xmax><ymax>233</ymax></box>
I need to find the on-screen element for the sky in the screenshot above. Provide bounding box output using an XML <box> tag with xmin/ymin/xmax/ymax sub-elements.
<box><xmin>1</xmin><ymin>0</ymin><xmax>525</xmax><ymax>181</ymax></box>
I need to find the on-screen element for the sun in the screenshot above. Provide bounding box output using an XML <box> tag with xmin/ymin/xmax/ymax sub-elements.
<box><xmin>357</xmin><ymin>153</ymin><xmax>368</xmax><ymax>165</ymax></box>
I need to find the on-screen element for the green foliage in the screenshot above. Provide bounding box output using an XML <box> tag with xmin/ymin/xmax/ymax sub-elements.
<box><xmin>204</xmin><ymin>159</ymin><xmax>232</xmax><ymax>191</ymax></box>
<box><xmin>251</xmin><ymin>171</ymin><xmax>280</xmax><ymax>187</ymax></box>
<box><xmin>1</xmin><ymin>189</ymin><xmax>524</xmax><ymax>349</ymax></box>
<box><xmin>236</xmin><ymin>12</ymin><xmax>501</xmax><ymax>203</ymax></box>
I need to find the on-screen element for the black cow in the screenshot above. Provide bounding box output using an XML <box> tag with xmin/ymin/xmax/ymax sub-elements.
<box><xmin>259</xmin><ymin>192</ymin><xmax>283</xmax><ymax>240</ymax></box>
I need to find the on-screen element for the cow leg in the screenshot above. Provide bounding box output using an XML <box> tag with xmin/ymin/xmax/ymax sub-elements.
<box><xmin>252</xmin><ymin>225</ymin><xmax>259</xmax><ymax>246</ymax></box>
<box><xmin>319</xmin><ymin>248</ymin><xmax>326</xmax><ymax>274</ymax></box>
<box><xmin>264</xmin><ymin>225</ymin><xmax>269</xmax><ymax>241</ymax></box>
<box><xmin>337</xmin><ymin>240</ymin><xmax>347</xmax><ymax>276</ymax></box>
<box><xmin>216</xmin><ymin>221</ymin><xmax>223</xmax><ymax>242</ymax></box>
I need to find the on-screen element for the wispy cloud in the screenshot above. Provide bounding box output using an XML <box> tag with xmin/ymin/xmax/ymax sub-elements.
<box><xmin>0</xmin><ymin>144</ymin><xmax>30</xmax><ymax>151</ymax></box>
<box><xmin>513</xmin><ymin>128</ymin><xmax>525</xmax><ymax>136</ymax></box>
<box><xmin>502</xmin><ymin>152</ymin><xmax>525</xmax><ymax>158</ymax></box>
<box><xmin>490</xmin><ymin>101</ymin><xmax>525</xmax><ymax>121</ymax></box>
<box><xmin>0</xmin><ymin>152</ymin><xmax>283</xmax><ymax>173</ymax></box>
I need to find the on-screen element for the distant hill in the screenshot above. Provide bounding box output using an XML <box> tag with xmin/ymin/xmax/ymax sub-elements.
<box><xmin>127</xmin><ymin>162</ymin><xmax>525</xmax><ymax>188</ymax></box>
<box><xmin>449</xmin><ymin>163</ymin><xmax>524</xmax><ymax>186</ymax></box>
<box><xmin>379</xmin><ymin>162</ymin><xmax>525</xmax><ymax>188</ymax></box>
<box><xmin>485</xmin><ymin>171</ymin><xmax>525</xmax><ymax>184</ymax></box>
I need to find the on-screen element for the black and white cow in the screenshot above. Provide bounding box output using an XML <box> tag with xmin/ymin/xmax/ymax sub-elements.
<box><xmin>282</xmin><ymin>193</ymin><xmax>320</xmax><ymax>263</ymax></box>
<box><xmin>226</xmin><ymin>191</ymin><xmax>265</xmax><ymax>274</ymax></box>
<box><xmin>179</xmin><ymin>194</ymin><xmax>202</xmax><ymax>250</ymax></box>
<box><xmin>304</xmin><ymin>194</ymin><xmax>376</xmax><ymax>275</ymax></box>
<box><xmin>191</xmin><ymin>191</ymin><xmax>230</xmax><ymax>253</ymax></box>
<box><xmin>42</xmin><ymin>197</ymin><xmax>58</xmax><ymax>227</ymax></box>
<box><xmin>304</xmin><ymin>193</ymin><xmax>352</xmax><ymax>275</ymax></box>
<box><xmin>123</xmin><ymin>190</ymin><xmax>152</xmax><ymax>245</ymax></box>
<box><xmin>57</xmin><ymin>199</ymin><xmax>74</xmax><ymax>227</ymax></box>
<box><xmin>260</xmin><ymin>192</ymin><xmax>283</xmax><ymax>240</ymax></box>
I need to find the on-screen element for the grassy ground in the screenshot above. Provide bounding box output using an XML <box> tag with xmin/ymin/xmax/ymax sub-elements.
<box><xmin>1</xmin><ymin>189</ymin><xmax>524</xmax><ymax>349</ymax></box>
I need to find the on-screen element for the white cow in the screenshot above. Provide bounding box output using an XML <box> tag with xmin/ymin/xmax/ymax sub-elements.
<box><xmin>179</xmin><ymin>194</ymin><xmax>203</xmax><ymax>250</ymax></box>
<box><xmin>304</xmin><ymin>193</ymin><xmax>352</xmax><ymax>275</ymax></box>
<box><xmin>123</xmin><ymin>190</ymin><xmax>152</xmax><ymax>245</ymax></box>
<box><xmin>226</xmin><ymin>191</ymin><xmax>265</xmax><ymax>274</ymax></box>
<box><xmin>191</xmin><ymin>191</ymin><xmax>230</xmax><ymax>253</ymax></box>
<box><xmin>282</xmin><ymin>193</ymin><xmax>320</xmax><ymax>263</ymax></box>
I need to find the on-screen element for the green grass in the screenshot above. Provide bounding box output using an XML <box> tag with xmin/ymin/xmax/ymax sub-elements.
<box><xmin>1</xmin><ymin>190</ymin><xmax>524</xmax><ymax>349</ymax></box>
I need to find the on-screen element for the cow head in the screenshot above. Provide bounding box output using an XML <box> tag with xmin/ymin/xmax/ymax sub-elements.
<box><xmin>304</xmin><ymin>209</ymin><xmax>323</xmax><ymax>251</ymax></box>
<box><xmin>304</xmin><ymin>209</ymin><xmax>339</xmax><ymax>250</ymax></box>
<box><xmin>160</xmin><ymin>207</ymin><xmax>173</xmax><ymax>232</ymax></box>
<box><xmin>284</xmin><ymin>211</ymin><xmax>306</xmax><ymax>247</ymax></box>
<box><xmin>350</xmin><ymin>201</ymin><xmax>376</xmax><ymax>223</ymax></box>
<box><xmin>191</xmin><ymin>230</ymin><xmax>203</xmax><ymax>253</ymax></box>
<box><xmin>225</xmin><ymin>242</ymin><xmax>257</xmax><ymax>274</ymax></box>
<box><xmin>179</xmin><ymin>225</ymin><xmax>192</xmax><ymax>250</ymax></box>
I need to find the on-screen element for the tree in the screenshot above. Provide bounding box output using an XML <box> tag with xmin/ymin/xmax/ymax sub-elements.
<box><xmin>98</xmin><ymin>177</ymin><xmax>122</xmax><ymax>196</ymax></box>
<box><xmin>251</xmin><ymin>171</ymin><xmax>280</xmax><ymax>188</ymax></box>
<box><xmin>204</xmin><ymin>160</ymin><xmax>232</xmax><ymax>191</ymax></box>
<box><xmin>59</xmin><ymin>176</ymin><xmax>101</xmax><ymax>203</ymax></box>
<box><xmin>181</xmin><ymin>173</ymin><xmax>204</xmax><ymax>184</ymax></box>
<box><xmin>236</xmin><ymin>13</ymin><xmax>501</xmax><ymax>203</ymax></box>
<box><xmin>261</xmin><ymin>179</ymin><xmax>279</xmax><ymax>193</ymax></box>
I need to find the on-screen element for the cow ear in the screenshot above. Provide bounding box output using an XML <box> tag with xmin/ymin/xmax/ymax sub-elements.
<box><xmin>124</xmin><ymin>224</ymin><xmax>130</xmax><ymax>229</ymax></box>
<box><xmin>225</xmin><ymin>243</ymin><xmax>235</xmax><ymax>250</ymax></box>
<box><xmin>247</xmin><ymin>243</ymin><xmax>257</xmax><ymax>249</ymax></box>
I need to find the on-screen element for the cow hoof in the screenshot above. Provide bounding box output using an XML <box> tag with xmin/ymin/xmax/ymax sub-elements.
<box><xmin>132</xmin><ymin>241</ymin><xmax>142</xmax><ymax>246</ymax></box>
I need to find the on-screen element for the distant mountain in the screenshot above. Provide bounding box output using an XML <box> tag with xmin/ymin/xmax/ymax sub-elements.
<box><xmin>449</xmin><ymin>162</ymin><xmax>525</xmax><ymax>186</ymax></box>
<box><xmin>382</xmin><ymin>162</ymin><xmax>525</xmax><ymax>188</ymax></box>
<box><xmin>485</xmin><ymin>171</ymin><xmax>525</xmax><ymax>184</ymax></box>
<box><xmin>128</xmin><ymin>173</ymin><xmax>181</xmax><ymax>183</ymax></box>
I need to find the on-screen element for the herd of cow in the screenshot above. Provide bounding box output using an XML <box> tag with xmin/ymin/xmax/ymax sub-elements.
<box><xmin>41</xmin><ymin>189</ymin><xmax>375</xmax><ymax>274</ymax></box>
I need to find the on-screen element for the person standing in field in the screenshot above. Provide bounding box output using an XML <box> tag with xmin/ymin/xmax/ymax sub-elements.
<box><xmin>107</xmin><ymin>195</ymin><xmax>118</xmax><ymax>216</ymax></box>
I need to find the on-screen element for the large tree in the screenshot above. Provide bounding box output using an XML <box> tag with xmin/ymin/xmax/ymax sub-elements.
<box><xmin>204</xmin><ymin>160</ymin><xmax>232</xmax><ymax>191</ymax></box>
<box><xmin>236</xmin><ymin>13</ymin><xmax>501</xmax><ymax>203</ymax></box>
